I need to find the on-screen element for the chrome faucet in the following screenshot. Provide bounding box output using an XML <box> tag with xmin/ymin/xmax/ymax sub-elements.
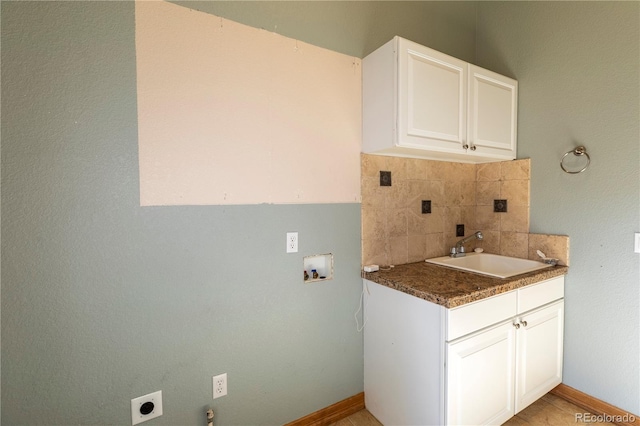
<box><xmin>450</xmin><ymin>231</ymin><xmax>483</xmax><ymax>257</ymax></box>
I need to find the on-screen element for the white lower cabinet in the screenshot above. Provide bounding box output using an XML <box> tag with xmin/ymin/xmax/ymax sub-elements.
<box><xmin>364</xmin><ymin>276</ymin><xmax>564</xmax><ymax>426</ymax></box>
<box><xmin>446</xmin><ymin>300</ymin><xmax>564</xmax><ymax>425</ymax></box>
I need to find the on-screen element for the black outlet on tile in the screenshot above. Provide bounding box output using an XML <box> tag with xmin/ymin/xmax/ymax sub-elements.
<box><xmin>380</xmin><ymin>171</ymin><xmax>392</xmax><ymax>187</ymax></box>
<box><xmin>456</xmin><ymin>224</ymin><xmax>465</xmax><ymax>237</ymax></box>
<box><xmin>421</xmin><ymin>200</ymin><xmax>431</xmax><ymax>214</ymax></box>
<box><xmin>494</xmin><ymin>199</ymin><xmax>508</xmax><ymax>213</ymax></box>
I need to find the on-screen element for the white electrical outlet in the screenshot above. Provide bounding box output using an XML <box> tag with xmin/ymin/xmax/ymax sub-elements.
<box><xmin>131</xmin><ymin>390</ymin><xmax>163</xmax><ymax>425</ymax></box>
<box><xmin>213</xmin><ymin>373</ymin><xmax>227</xmax><ymax>399</ymax></box>
<box><xmin>635</xmin><ymin>232</ymin><xmax>640</xmax><ymax>254</ymax></box>
<box><xmin>286</xmin><ymin>232</ymin><xmax>298</xmax><ymax>253</ymax></box>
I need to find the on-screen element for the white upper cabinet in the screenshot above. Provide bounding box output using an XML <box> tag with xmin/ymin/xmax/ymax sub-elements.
<box><xmin>363</xmin><ymin>36</ymin><xmax>518</xmax><ymax>163</ymax></box>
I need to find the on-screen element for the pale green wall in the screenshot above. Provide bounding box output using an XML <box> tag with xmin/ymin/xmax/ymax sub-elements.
<box><xmin>476</xmin><ymin>1</ymin><xmax>640</xmax><ymax>415</ymax></box>
<box><xmin>6</xmin><ymin>1</ymin><xmax>636</xmax><ymax>423</ymax></box>
<box><xmin>0</xmin><ymin>2</ymin><xmax>476</xmax><ymax>424</ymax></box>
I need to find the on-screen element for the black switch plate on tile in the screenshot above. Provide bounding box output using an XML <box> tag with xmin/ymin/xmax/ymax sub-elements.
<box><xmin>494</xmin><ymin>199</ymin><xmax>508</xmax><ymax>213</ymax></box>
<box><xmin>421</xmin><ymin>200</ymin><xmax>431</xmax><ymax>214</ymax></box>
<box><xmin>380</xmin><ymin>171</ymin><xmax>392</xmax><ymax>186</ymax></box>
<box><xmin>456</xmin><ymin>224</ymin><xmax>465</xmax><ymax>237</ymax></box>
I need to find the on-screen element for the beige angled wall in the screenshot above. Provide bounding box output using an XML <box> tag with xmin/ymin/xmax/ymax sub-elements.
<box><xmin>135</xmin><ymin>1</ymin><xmax>361</xmax><ymax>206</ymax></box>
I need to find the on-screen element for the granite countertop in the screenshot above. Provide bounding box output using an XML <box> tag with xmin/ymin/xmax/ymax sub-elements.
<box><xmin>362</xmin><ymin>261</ymin><xmax>568</xmax><ymax>309</ymax></box>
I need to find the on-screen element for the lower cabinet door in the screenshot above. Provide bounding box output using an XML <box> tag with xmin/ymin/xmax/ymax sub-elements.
<box><xmin>446</xmin><ymin>321</ymin><xmax>516</xmax><ymax>425</ymax></box>
<box><xmin>515</xmin><ymin>300</ymin><xmax>564</xmax><ymax>413</ymax></box>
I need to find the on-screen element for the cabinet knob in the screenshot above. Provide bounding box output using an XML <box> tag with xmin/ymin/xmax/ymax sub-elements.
<box><xmin>521</xmin><ymin>320</ymin><xmax>528</xmax><ymax>327</ymax></box>
<box><xmin>462</xmin><ymin>144</ymin><xmax>469</xmax><ymax>150</ymax></box>
<box><xmin>470</xmin><ymin>145</ymin><xmax>477</xmax><ymax>151</ymax></box>
<box><xmin>513</xmin><ymin>323</ymin><xmax>520</xmax><ymax>329</ymax></box>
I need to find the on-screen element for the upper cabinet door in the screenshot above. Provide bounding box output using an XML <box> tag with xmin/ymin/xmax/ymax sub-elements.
<box><xmin>398</xmin><ymin>38</ymin><xmax>467</xmax><ymax>151</ymax></box>
<box><xmin>468</xmin><ymin>65</ymin><xmax>518</xmax><ymax>156</ymax></box>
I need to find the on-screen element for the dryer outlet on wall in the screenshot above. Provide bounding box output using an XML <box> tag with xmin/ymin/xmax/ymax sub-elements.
<box><xmin>286</xmin><ymin>232</ymin><xmax>298</xmax><ymax>253</ymax></box>
<box><xmin>131</xmin><ymin>390</ymin><xmax>163</xmax><ymax>425</ymax></box>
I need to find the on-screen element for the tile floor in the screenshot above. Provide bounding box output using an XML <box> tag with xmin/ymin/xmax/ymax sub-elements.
<box><xmin>334</xmin><ymin>392</ymin><xmax>614</xmax><ymax>426</ymax></box>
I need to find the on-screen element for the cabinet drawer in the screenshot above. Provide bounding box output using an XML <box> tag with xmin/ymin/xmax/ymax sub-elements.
<box><xmin>447</xmin><ymin>291</ymin><xmax>517</xmax><ymax>341</ymax></box>
<box><xmin>517</xmin><ymin>276</ymin><xmax>564</xmax><ymax>314</ymax></box>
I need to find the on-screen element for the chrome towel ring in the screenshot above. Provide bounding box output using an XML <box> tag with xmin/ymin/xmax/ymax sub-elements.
<box><xmin>561</xmin><ymin>146</ymin><xmax>590</xmax><ymax>174</ymax></box>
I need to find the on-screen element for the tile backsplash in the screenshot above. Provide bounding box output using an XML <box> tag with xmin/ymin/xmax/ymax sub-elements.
<box><xmin>361</xmin><ymin>154</ymin><xmax>569</xmax><ymax>267</ymax></box>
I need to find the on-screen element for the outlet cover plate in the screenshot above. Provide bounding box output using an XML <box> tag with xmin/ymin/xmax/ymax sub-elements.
<box><xmin>286</xmin><ymin>232</ymin><xmax>298</xmax><ymax>253</ymax></box>
<box><xmin>131</xmin><ymin>391</ymin><xmax>163</xmax><ymax>425</ymax></box>
<box><xmin>213</xmin><ymin>373</ymin><xmax>228</xmax><ymax>399</ymax></box>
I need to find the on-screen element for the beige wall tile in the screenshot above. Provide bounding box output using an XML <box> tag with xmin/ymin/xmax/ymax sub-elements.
<box><xmin>407</xmin><ymin>195</ymin><xmax>425</xmax><ymax>219</ymax></box>
<box><xmin>387</xmin><ymin>208</ymin><xmax>407</xmax><ymax>238</ymax></box>
<box><xmin>476</xmin><ymin>205</ymin><xmax>500</xmax><ymax>231</ymax></box>
<box><xmin>443</xmin><ymin>232</ymin><xmax>459</xmax><ymax>253</ymax></box>
<box><xmin>528</xmin><ymin>233</ymin><xmax>570</xmax><ymax>266</ymax></box>
<box><xmin>362</xmin><ymin>239</ymin><xmax>387</xmax><ymax>266</ymax></box>
<box><xmin>501</xmin><ymin>158</ymin><xmax>531</xmax><ymax>180</ymax></box>
<box><xmin>444</xmin><ymin>181</ymin><xmax>462</xmax><ymax>206</ymax></box>
<box><xmin>500</xmin><ymin>205</ymin><xmax>530</xmax><ymax>232</ymax></box>
<box><xmin>406</xmin><ymin>158</ymin><xmax>428</xmax><ymax>180</ymax></box>
<box><xmin>407</xmin><ymin>210</ymin><xmax>426</xmax><ymax>235</ymax></box>
<box><xmin>425</xmin><ymin>233</ymin><xmax>446</xmax><ymax>258</ymax></box>
<box><xmin>424</xmin><ymin>180</ymin><xmax>446</xmax><ymax>206</ymax></box>
<box><xmin>479</xmin><ymin>230</ymin><xmax>501</xmax><ymax>254</ymax></box>
<box><xmin>361</xmin><ymin>177</ymin><xmax>386</xmax><ymax>209</ymax></box>
<box><xmin>500</xmin><ymin>232</ymin><xmax>529</xmax><ymax>258</ymax></box>
<box><xmin>408</xmin><ymin>235</ymin><xmax>427</xmax><ymax>262</ymax></box>
<box><xmin>361</xmin><ymin>153</ymin><xmax>387</xmax><ymax>179</ymax></box>
<box><xmin>425</xmin><ymin>160</ymin><xmax>448</xmax><ymax>180</ymax></box>
<box><xmin>359</xmin><ymin>155</ymin><xmax>561</xmax><ymax>267</ymax></box>
<box><xmin>361</xmin><ymin>208</ymin><xmax>386</xmax><ymax>241</ymax></box>
<box><xmin>460</xmin><ymin>163</ymin><xmax>477</xmax><ymax>181</ymax></box>
<box><xmin>406</xmin><ymin>180</ymin><xmax>427</xmax><ymax>208</ymax></box>
<box><xmin>443</xmin><ymin>206</ymin><xmax>477</xmax><ymax>237</ymax></box>
<box><xmin>460</xmin><ymin>181</ymin><xmax>477</xmax><ymax>206</ymax></box>
<box><xmin>501</xmin><ymin>179</ymin><xmax>530</xmax><ymax>206</ymax></box>
<box><xmin>462</xmin><ymin>206</ymin><xmax>477</xmax><ymax>231</ymax></box>
<box><xmin>477</xmin><ymin>162</ymin><xmax>501</xmax><ymax>181</ymax></box>
<box><xmin>443</xmin><ymin>206</ymin><xmax>462</xmax><ymax>233</ymax></box>
<box><xmin>389</xmin><ymin>236</ymin><xmax>408</xmax><ymax>265</ymax></box>
<box><xmin>440</xmin><ymin>162</ymin><xmax>458</xmax><ymax>182</ymax></box>
<box><xmin>425</xmin><ymin>207</ymin><xmax>445</xmax><ymax>233</ymax></box>
<box><xmin>477</xmin><ymin>181</ymin><xmax>501</xmax><ymax>206</ymax></box>
<box><xmin>445</xmin><ymin>162</ymin><xmax>476</xmax><ymax>181</ymax></box>
<box><xmin>386</xmin><ymin>181</ymin><xmax>409</xmax><ymax>209</ymax></box>
<box><xmin>387</xmin><ymin>156</ymin><xmax>408</xmax><ymax>181</ymax></box>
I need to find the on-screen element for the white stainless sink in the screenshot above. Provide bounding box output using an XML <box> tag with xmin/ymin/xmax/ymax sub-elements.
<box><xmin>425</xmin><ymin>252</ymin><xmax>553</xmax><ymax>278</ymax></box>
